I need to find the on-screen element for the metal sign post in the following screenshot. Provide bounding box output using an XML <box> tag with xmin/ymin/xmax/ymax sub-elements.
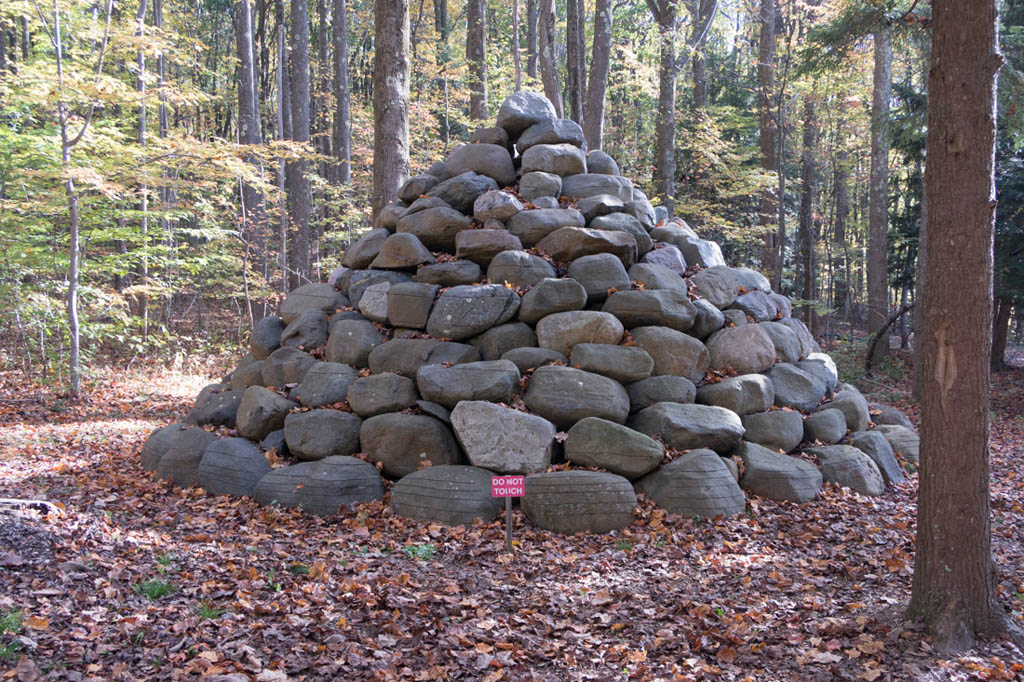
<box><xmin>491</xmin><ymin>475</ymin><xmax>525</xmax><ymax>553</ymax></box>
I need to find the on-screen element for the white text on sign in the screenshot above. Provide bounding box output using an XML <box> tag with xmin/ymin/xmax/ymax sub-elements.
<box><xmin>491</xmin><ymin>476</ymin><xmax>525</xmax><ymax>498</ymax></box>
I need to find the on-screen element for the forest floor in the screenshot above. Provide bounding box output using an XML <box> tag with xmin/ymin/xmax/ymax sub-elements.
<box><xmin>0</xmin><ymin>342</ymin><xmax>1022</xmax><ymax>681</ymax></box>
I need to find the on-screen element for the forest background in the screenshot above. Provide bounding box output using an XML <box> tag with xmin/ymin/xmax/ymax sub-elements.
<box><xmin>0</xmin><ymin>0</ymin><xmax>1022</xmax><ymax>388</ymax></box>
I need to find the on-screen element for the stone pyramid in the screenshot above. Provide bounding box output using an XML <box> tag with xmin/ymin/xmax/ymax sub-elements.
<box><xmin>140</xmin><ymin>92</ymin><xmax>920</xmax><ymax>534</ymax></box>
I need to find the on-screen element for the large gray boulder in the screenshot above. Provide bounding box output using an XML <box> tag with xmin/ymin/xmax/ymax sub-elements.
<box><xmin>690</xmin><ymin>299</ymin><xmax>726</xmax><ymax>340</ymax></box>
<box><xmin>284</xmin><ymin>409</ymin><xmax>362</xmax><ymax>461</ymax></box>
<box><xmin>446</xmin><ymin>143</ymin><xmax>516</xmax><ymax>187</ymax></box>
<box><xmin>295</xmin><ymin>456</ymin><xmax>384</xmax><ymax>516</ymax></box>
<box><xmin>425</xmin><ymin>284</ymin><xmax>520</xmax><ymax>340</ymax></box>
<box><xmin>518</xmin><ymin>277</ymin><xmax>588</xmax><ymax>324</ymax></box>
<box><xmin>414</xmin><ymin>260</ymin><xmax>482</xmax><ymax>286</ymax></box>
<box><xmin>253</xmin><ymin>463</ymin><xmax>316</xmax><ymax>509</ymax></box>
<box><xmin>395</xmin><ymin>206</ymin><xmax>473</xmax><ymax>251</ymax></box>
<box><xmin>156</xmin><ymin>427</ymin><xmax>219</xmax><ymax>488</ymax></box>
<box><xmin>565</xmin><ymin>417</ymin><xmax>664</xmax><ymax>479</ymax></box>
<box><xmin>486</xmin><ymin>250</ymin><xmax>556</xmax><ymax>288</ymax></box>
<box><xmin>677</xmin><ymin>236</ymin><xmax>726</xmax><ymax>269</ymax></box>
<box><xmin>360</xmin><ymin>414</ymin><xmax>462</xmax><ymax>478</ymax></box>
<box><xmin>473</xmin><ymin>190</ymin><xmax>524</xmax><ymax>223</ymax></box>
<box><xmin>521</xmin><ymin>143</ymin><xmax>587</xmax><ymax>176</ymax></box>
<box><xmin>759</xmin><ymin>321</ymin><xmax>803</xmax><ymax>364</ymax></box>
<box><xmin>496</xmin><ymin>91</ymin><xmax>558</xmax><ymax>139</ymax></box>
<box><xmin>561</xmin><ymin>173</ymin><xmax>634</xmax><ymax>202</ymax></box>
<box><xmin>696</xmin><ymin>374</ymin><xmax>774</xmax><ymax>416</ymax></box>
<box><xmin>251</xmin><ymin>316</ymin><xmax>285</xmax><ymax>360</ymax></box>
<box><xmin>426</xmin><ymin>172</ymin><xmax>499</xmax><ymax>214</ymax></box>
<box><xmin>569</xmin><ymin>343</ymin><xmax>654</xmax><ymax>384</ymax></box>
<box><xmin>628</xmin><ymin>403</ymin><xmax>744</xmax><ymax>454</ymax></box>
<box><xmin>630</xmin><ymin>326</ymin><xmax>709</xmax><ymax>382</ymax></box>
<box><xmin>501</xmin><ymin>347</ymin><xmax>568</xmax><ymax>373</ymax></box>
<box><xmin>586</xmin><ymin>150</ymin><xmax>619</xmax><ymax>175</ymax></box>
<box><xmin>198</xmin><ymin>437</ymin><xmax>271</xmax><ymax>497</ymax></box>
<box><xmin>868</xmin><ymin>403</ymin><xmax>915</xmax><ymax>430</ymax></box>
<box><xmin>292</xmin><ymin>361</ymin><xmax>357</xmax><ymax>408</ymax></box>
<box><xmin>650</xmin><ymin>224</ymin><xmax>698</xmax><ymax>249</ymax></box>
<box><xmin>690</xmin><ymin>266</ymin><xmax>740</xmax><ymax>309</ymax></box>
<box><xmin>765</xmin><ymin>363</ymin><xmax>827</xmax><ymax>412</ymax></box>
<box><xmin>729</xmin><ymin>290</ymin><xmax>777</xmax><ymax>322</ymax></box>
<box><xmin>804</xmin><ymin>445</ymin><xmax>884</xmax><ymax>497</ymax></box>
<box><xmin>519</xmin><ymin>171</ymin><xmax>562</xmax><ymax>202</ymax></box>
<box><xmin>741</xmin><ymin>409</ymin><xmax>804</xmax><ymax>453</ymax></box>
<box><xmin>280</xmin><ymin>310</ymin><xmax>329</xmax><ymax>350</ymax></box>
<box><xmin>367</xmin><ymin>338</ymin><xmax>480</xmax><ymax>376</ymax></box>
<box><xmin>456</xmin><ymin>229</ymin><xmax>523</xmax><ymax>266</ymax></box>
<box><xmin>603</xmin><ymin>290</ymin><xmax>696</xmax><ymax>333</ymax></box>
<box><xmin>397</xmin><ymin>174</ymin><xmax>440</xmax><ymax>203</ymax></box>
<box><xmin>524</xmin><ymin>365</ymin><xmax>630</xmax><ymax>429</ymax></box>
<box><xmin>577</xmin><ymin>193</ymin><xmax>624</xmax><ymax>222</ymax></box>
<box><xmin>849</xmin><ymin>431</ymin><xmax>905</xmax><ymax>485</ymax></box>
<box><xmin>517</xmin><ymin>118</ymin><xmax>586</xmax><ymax>152</ymax></box>
<box><xmin>641</xmin><ymin>244</ymin><xmax>687</xmax><ymax>274</ymax></box>
<box><xmin>803</xmin><ymin>408</ymin><xmax>846</xmax><ymax>444</ymax></box>
<box><xmin>341</xmin><ymin>228</ymin><xmax>390</xmax><ymax>269</ymax></box>
<box><xmin>346</xmin><ymin>269</ymin><xmax>412</xmax><ymax>307</ymax></box>
<box><xmin>795</xmin><ymin>353</ymin><xmax>838</xmax><ymax>396</ymax></box>
<box><xmin>627</xmin><ymin>263</ymin><xmax>685</xmax><ymax>292</ymax></box>
<box><xmin>470</xmin><ymin>322</ymin><xmax>538</xmax><ymax>360</ymax></box>
<box><xmin>737</xmin><ymin>441</ymin><xmax>822</xmax><ymax>502</ymax></box>
<box><xmin>325</xmin><ymin>319</ymin><xmax>385</xmax><ymax>368</ymax></box>
<box><xmin>346</xmin><ymin>372</ymin><xmax>419</xmax><ymax>417</ymax></box>
<box><xmin>776</xmin><ymin>317</ymin><xmax>817</xmax><ymax>358</ymax></box>
<box><xmin>391</xmin><ymin>465</ymin><xmax>503</xmax><ymax>525</ymax></box>
<box><xmin>535</xmin><ymin>310</ymin><xmax>623</xmax><ymax>356</ymax></box>
<box><xmin>416</xmin><ymin>360</ymin><xmax>521</xmax><ymax>408</ymax></box>
<box><xmin>231</xmin><ymin>358</ymin><xmax>265</xmax><ymax>392</ymax></box>
<box><xmin>261</xmin><ymin>346</ymin><xmax>317</xmax><ymax>387</ymax></box>
<box><xmin>141</xmin><ymin>423</ymin><xmax>186</xmax><ymax>471</ymax></box>
<box><xmin>522</xmin><ymin>471</ymin><xmax>637</xmax><ymax>534</ymax></box>
<box><xmin>450</xmin><ymin>401</ymin><xmax>556</xmax><ymax>474</ymax></box>
<box><xmin>821</xmin><ymin>388</ymin><xmax>871</xmax><ymax>432</ymax></box>
<box><xmin>369</xmin><ymin>233</ymin><xmax>435</xmax><ymax>270</ymax></box>
<box><xmin>627</xmin><ymin>376</ymin><xmax>696</xmax><ymax>413</ymax></box>
<box><xmin>186</xmin><ymin>384</ymin><xmax>243</xmax><ymax>428</ymax></box>
<box><xmin>506</xmin><ymin>208</ymin><xmax>585</xmax><ymax>247</ymax></box>
<box><xmin>875</xmin><ymin>424</ymin><xmax>920</xmax><ymax>464</ymax></box>
<box><xmin>588</xmin><ymin>212</ymin><xmax>653</xmax><ymax>256</ymax></box>
<box><xmin>279</xmin><ymin>283</ymin><xmax>348</xmax><ymax>324</ymax></box>
<box><xmin>636</xmin><ymin>450</ymin><xmax>747</xmax><ymax>518</ymax></box>
<box><xmin>566</xmin><ymin>253</ymin><xmax>630</xmax><ymax>305</ymax></box>
<box><xmin>535</xmin><ymin>227</ymin><xmax>637</xmax><ymax>267</ymax></box>
<box><xmin>236</xmin><ymin>386</ymin><xmax>298</xmax><ymax>441</ymax></box>
<box><xmin>386</xmin><ymin>282</ymin><xmax>438</xmax><ymax>330</ymax></box>
<box><xmin>357</xmin><ymin>282</ymin><xmax>391</xmax><ymax>323</ymax></box>
<box><xmin>705</xmin><ymin>324</ymin><xmax>776</xmax><ymax>374</ymax></box>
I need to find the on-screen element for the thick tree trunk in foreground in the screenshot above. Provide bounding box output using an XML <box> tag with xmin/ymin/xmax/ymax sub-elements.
<box><xmin>867</xmin><ymin>26</ymin><xmax>892</xmax><ymax>364</ymax></box>
<box><xmin>331</xmin><ymin>0</ymin><xmax>351</xmax><ymax>184</ymax></box>
<box><xmin>372</xmin><ymin>0</ymin><xmax>410</xmax><ymax>218</ymax></box>
<box><xmin>566</xmin><ymin>0</ymin><xmax>585</xmax><ymax>126</ymax></box>
<box><xmin>466</xmin><ymin>0</ymin><xmax>487</xmax><ymax>119</ymax></box>
<box><xmin>538</xmin><ymin>0</ymin><xmax>563</xmax><ymax>117</ymax></box>
<box><xmin>758</xmin><ymin>0</ymin><xmax>777</xmax><ymax>285</ymax></box>
<box><xmin>583</xmin><ymin>0</ymin><xmax>612</xmax><ymax>150</ymax></box>
<box><xmin>286</xmin><ymin>0</ymin><xmax>312</xmax><ymax>288</ymax></box>
<box><xmin>907</xmin><ymin>0</ymin><xmax>1021</xmax><ymax>653</ymax></box>
<box><xmin>648</xmin><ymin>0</ymin><xmax>678</xmax><ymax>214</ymax></box>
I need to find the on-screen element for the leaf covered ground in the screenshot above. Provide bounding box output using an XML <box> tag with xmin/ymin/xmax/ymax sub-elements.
<box><xmin>0</xmin><ymin>351</ymin><xmax>1023</xmax><ymax>681</ymax></box>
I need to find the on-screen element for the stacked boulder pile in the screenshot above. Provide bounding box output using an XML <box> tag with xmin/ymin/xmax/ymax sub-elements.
<box><xmin>140</xmin><ymin>92</ymin><xmax>921</xmax><ymax>535</ymax></box>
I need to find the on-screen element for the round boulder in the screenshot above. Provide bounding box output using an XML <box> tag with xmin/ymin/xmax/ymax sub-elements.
<box><xmin>391</xmin><ymin>465</ymin><xmax>504</xmax><ymax>525</ymax></box>
<box><xmin>450</xmin><ymin>401</ymin><xmax>556</xmax><ymax>474</ymax></box>
<box><xmin>360</xmin><ymin>413</ymin><xmax>462</xmax><ymax>478</ymax></box>
<box><xmin>198</xmin><ymin>437</ymin><xmax>271</xmax><ymax>497</ymax></box>
<box><xmin>564</xmin><ymin>417</ymin><xmax>664</xmax><ymax>479</ymax></box>
<box><xmin>522</xmin><ymin>471</ymin><xmax>636</xmax><ymax>534</ymax></box>
<box><xmin>524</xmin><ymin>365</ymin><xmax>630</xmax><ymax>429</ymax></box>
<box><xmin>426</xmin><ymin>284</ymin><xmax>520</xmax><ymax>340</ymax></box>
<box><xmin>628</xmin><ymin>403</ymin><xmax>744</xmax><ymax>455</ymax></box>
<box><xmin>284</xmin><ymin>409</ymin><xmax>362</xmax><ymax>461</ymax></box>
<box><xmin>636</xmin><ymin>450</ymin><xmax>746</xmax><ymax>518</ymax></box>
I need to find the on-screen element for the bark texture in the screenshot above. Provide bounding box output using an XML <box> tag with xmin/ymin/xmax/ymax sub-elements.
<box><xmin>906</xmin><ymin>0</ymin><xmax>1020</xmax><ymax>653</ymax></box>
<box><xmin>527</xmin><ymin>0</ymin><xmax>537</xmax><ymax>79</ymax></box>
<box><xmin>331</xmin><ymin>0</ymin><xmax>351</xmax><ymax>184</ymax></box>
<box><xmin>466</xmin><ymin>0</ymin><xmax>487</xmax><ymax>120</ymax></box>
<box><xmin>758</xmin><ymin>0</ymin><xmax>777</xmax><ymax>284</ymax></box>
<box><xmin>583</xmin><ymin>0</ymin><xmax>612</xmax><ymax>150</ymax></box>
<box><xmin>286</xmin><ymin>0</ymin><xmax>312</xmax><ymax>288</ymax></box>
<box><xmin>538</xmin><ymin>0</ymin><xmax>563</xmax><ymax>117</ymax></box>
<box><xmin>566</xmin><ymin>0</ymin><xmax>585</xmax><ymax>125</ymax></box>
<box><xmin>867</xmin><ymin>26</ymin><xmax>892</xmax><ymax>363</ymax></box>
<box><xmin>797</xmin><ymin>95</ymin><xmax>817</xmax><ymax>330</ymax></box>
<box><xmin>648</xmin><ymin>0</ymin><xmax>678</xmax><ymax>213</ymax></box>
<box><xmin>371</xmin><ymin>0</ymin><xmax>410</xmax><ymax>217</ymax></box>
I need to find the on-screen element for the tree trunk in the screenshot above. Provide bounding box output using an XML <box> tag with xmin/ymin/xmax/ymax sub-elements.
<box><xmin>649</xmin><ymin>0</ymin><xmax>677</xmax><ymax>213</ymax></box>
<box><xmin>690</xmin><ymin>0</ymin><xmax>714</xmax><ymax>111</ymax></box>
<box><xmin>797</xmin><ymin>94</ymin><xmax>817</xmax><ymax>330</ymax></box>
<box><xmin>833</xmin><ymin>147</ymin><xmax>849</xmax><ymax>317</ymax></box>
<box><xmin>991</xmin><ymin>296</ymin><xmax>1012</xmax><ymax>371</ymax></box>
<box><xmin>537</xmin><ymin>0</ymin><xmax>562</xmax><ymax>117</ymax></box>
<box><xmin>566</xmin><ymin>0</ymin><xmax>585</xmax><ymax>126</ymax></box>
<box><xmin>136</xmin><ymin>0</ymin><xmax>150</xmax><ymax>338</ymax></box>
<box><xmin>527</xmin><ymin>0</ymin><xmax>537</xmax><ymax>79</ymax></box>
<box><xmin>513</xmin><ymin>0</ymin><xmax>522</xmax><ymax>90</ymax></box>
<box><xmin>276</xmin><ymin>23</ymin><xmax>289</xmax><ymax>292</ymax></box>
<box><xmin>906</xmin><ymin>0</ymin><xmax>1021</xmax><ymax>653</ymax></box>
<box><xmin>287</xmin><ymin>0</ymin><xmax>312</xmax><ymax>288</ymax></box>
<box><xmin>331</xmin><ymin>0</ymin><xmax>351</xmax><ymax>184</ymax></box>
<box><xmin>466</xmin><ymin>0</ymin><xmax>487</xmax><ymax>120</ymax></box>
<box><xmin>758</xmin><ymin>0</ymin><xmax>777</xmax><ymax>284</ymax></box>
<box><xmin>583</xmin><ymin>0</ymin><xmax>612</xmax><ymax>150</ymax></box>
<box><xmin>867</xmin><ymin>26</ymin><xmax>892</xmax><ymax>364</ymax></box>
<box><xmin>371</xmin><ymin>0</ymin><xmax>410</xmax><ymax>217</ymax></box>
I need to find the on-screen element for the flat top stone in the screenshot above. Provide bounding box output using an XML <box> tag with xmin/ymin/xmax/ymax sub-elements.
<box><xmin>497</xmin><ymin>91</ymin><xmax>558</xmax><ymax>138</ymax></box>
